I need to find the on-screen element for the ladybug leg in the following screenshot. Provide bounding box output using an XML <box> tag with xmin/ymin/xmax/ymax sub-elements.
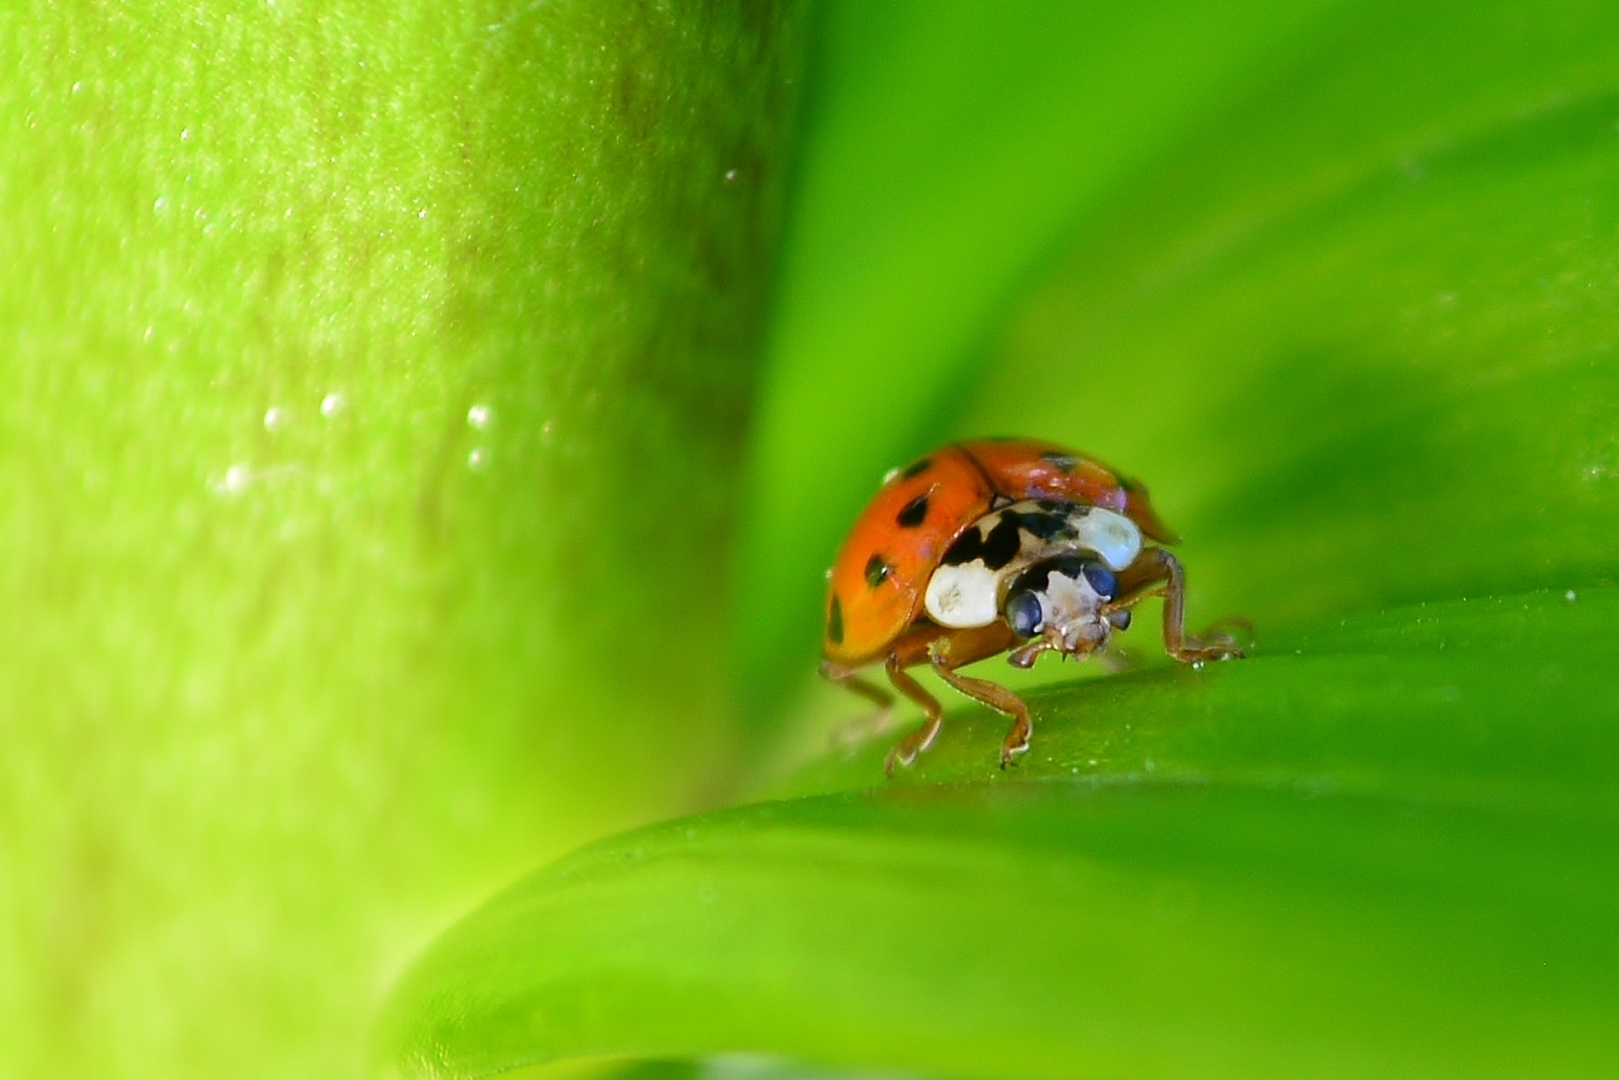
<box><xmin>1109</xmin><ymin>548</ymin><xmax>1246</xmax><ymax>663</ymax></box>
<box><xmin>879</xmin><ymin>623</ymin><xmax>1020</xmax><ymax>772</ymax></box>
<box><xmin>928</xmin><ymin>642</ymin><xmax>1034</xmax><ymax>769</ymax></box>
<box><xmin>882</xmin><ymin>655</ymin><xmax>945</xmax><ymax>775</ymax></box>
<box><xmin>819</xmin><ymin>663</ymin><xmax>895</xmax><ymax>751</ymax></box>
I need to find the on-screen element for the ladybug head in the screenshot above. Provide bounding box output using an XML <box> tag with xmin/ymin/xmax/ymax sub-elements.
<box><xmin>1004</xmin><ymin>555</ymin><xmax>1130</xmax><ymax>667</ymax></box>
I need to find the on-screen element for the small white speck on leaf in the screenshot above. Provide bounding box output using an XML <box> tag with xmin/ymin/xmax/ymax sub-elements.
<box><xmin>213</xmin><ymin>463</ymin><xmax>251</xmax><ymax>495</ymax></box>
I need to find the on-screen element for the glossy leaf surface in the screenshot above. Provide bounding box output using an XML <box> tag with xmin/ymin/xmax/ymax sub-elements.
<box><xmin>381</xmin><ymin>589</ymin><xmax>1619</xmax><ymax>1080</ymax></box>
<box><xmin>380</xmin><ymin>2</ymin><xmax>1619</xmax><ymax>1077</ymax></box>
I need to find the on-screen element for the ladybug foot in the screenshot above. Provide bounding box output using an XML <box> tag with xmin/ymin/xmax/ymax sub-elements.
<box><xmin>1171</xmin><ymin>617</ymin><xmax>1252</xmax><ymax>664</ymax></box>
<box><xmin>884</xmin><ymin>715</ymin><xmax>942</xmax><ymax>776</ymax></box>
<box><xmin>998</xmin><ymin>715</ymin><xmax>1032</xmax><ymax>769</ymax></box>
<box><xmin>829</xmin><ymin>706</ymin><xmax>894</xmax><ymax>754</ymax></box>
<box><xmin>1171</xmin><ymin>639</ymin><xmax>1245</xmax><ymax>664</ymax></box>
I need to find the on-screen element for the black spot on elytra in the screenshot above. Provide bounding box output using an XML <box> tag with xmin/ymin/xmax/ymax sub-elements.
<box><xmin>896</xmin><ymin>494</ymin><xmax>929</xmax><ymax>528</ymax></box>
<box><xmin>900</xmin><ymin>457</ymin><xmax>932</xmax><ymax>480</ymax></box>
<box><xmin>943</xmin><ymin>512</ymin><xmax>1023</xmax><ymax>571</ymax></box>
<box><xmin>827</xmin><ymin>595</ymin><xmax>844</xmax><ymax>644</ymax></box>
<box><xmin>1041</xmin><ymin>451</ymin><xmax>1079</xmax><ymax>473</ymax></box>
<box><xmin>864</xmin><ymin>554</ymin><xmax>891</xmax><ymax>588</ymax></box>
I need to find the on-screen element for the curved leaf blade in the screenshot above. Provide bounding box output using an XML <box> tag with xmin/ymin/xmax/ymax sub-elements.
<box><xmin>379</xmin><ymin>588</ymin><xmax>1619</xmax><ymax>1079</ymax></box>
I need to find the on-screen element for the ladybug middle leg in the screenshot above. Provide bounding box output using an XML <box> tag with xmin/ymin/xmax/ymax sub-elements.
<box><xmin>1109</xmin><ymin>547</ymin><xmax>1247</xmax><ymax>663</ymax></box>
<box><xmin>823</xmin><ymin>624</ymin><xmax>949</xmax><ymax>771</ymax></box>
<box><xmin>888</xmin><ymin>622</ymin><xmax>1027</xmax><ymax>770</ymax></box>
<box><xmin>881</xmin><ymin>656</ymin><xmax>945</xmax><ymax>774</ymax></box>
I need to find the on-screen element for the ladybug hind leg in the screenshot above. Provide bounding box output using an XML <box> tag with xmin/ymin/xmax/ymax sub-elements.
<box><xmin>820</xmin><ymin>656</ymin><xmax>946</xmax><ymax>770</ymax></box>
<box><xmin>820</xmin><ymin>663</ymin><xmax>896</xmax><ymax>752</ymax></box>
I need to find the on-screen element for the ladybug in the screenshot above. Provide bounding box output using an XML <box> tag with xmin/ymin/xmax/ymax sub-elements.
<box><xmin>821</xmin><ymin>437</ymin><xmax>1244</xmax><ymax>772</ymax></box>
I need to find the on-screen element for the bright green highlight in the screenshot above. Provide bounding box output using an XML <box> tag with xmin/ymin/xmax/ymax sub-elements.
<box><xmin>0</xmin><ymin>3</ymin><xmax>803</xmax><ymax>1078</ymax></box>
<box><xmin>381</xmin><ymin>589</ymin><xmax>1619</xmax><ymax>1080</ymax></box>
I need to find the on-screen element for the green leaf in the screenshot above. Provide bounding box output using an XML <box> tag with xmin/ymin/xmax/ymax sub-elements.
<box><xmin>378</xmin><ymin>4</ymin><xmax>1619</xmax><ymax>1076</ymax></box>
<box><xmin>735</xmin><ymin>0</ymin><xmax>1619</xmax><ymax>722</ymax></box>
<box><xmin>0</xmin><ymin>3</ymin><xmax>804</xmax><ymax>1077</ymax></box>
<box><xmin>965</xmin><ymin>0</ymin><xmax>1619</xmax><ymax>632</ymax></box>
<box><xmin>734</xmin><ymin>0</ymin><xmax>1347</xmax><ymax>718</ymax></box>
<box><xmin>378</xmin><ymin>588</ymin><xmax>1619</xmax><ymax>1080</ymax></box>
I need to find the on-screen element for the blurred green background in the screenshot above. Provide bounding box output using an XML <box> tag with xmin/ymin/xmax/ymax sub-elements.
<box><xmin>4</xmin><ymin>1</ymin><xmax>1619</xmax><ymax>1078</ymax></box>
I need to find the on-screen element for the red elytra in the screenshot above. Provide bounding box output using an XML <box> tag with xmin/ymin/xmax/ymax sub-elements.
<box><xmin>822</xmin><ymin>438</ymin><xmax>1174</xmax><ymax>666</ymax></box>
<box><xmin>820</xmin><ymin>437</ymin><xmax>1243</xmax><ymax>772</ymax></box>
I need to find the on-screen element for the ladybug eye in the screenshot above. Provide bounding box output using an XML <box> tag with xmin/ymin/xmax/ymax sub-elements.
<box><xmin>1081</xmin><ymin>562</ymin><xmax>1118</xmax><ymax>600</ymax></box>
<box><xmin>1006</xmin><ymin>591</ymin><xmax>1044</xmax><ymax>638</ymax></box>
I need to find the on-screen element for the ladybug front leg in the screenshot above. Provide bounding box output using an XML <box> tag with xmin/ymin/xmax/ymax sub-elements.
<box><xmin>923</xmin><ymin>625</ymin><xmax>1035</xmax><ymax>768</ymax></box>
<box><xmin>1110</xmin><ymin>547</ymin><xmax>1246</xmax><ymax>664</ymax></box>
<box><xmin>929</xmin><ymin>656</ymin><xmax>1035</xmax><ymax>768</ymax></box>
